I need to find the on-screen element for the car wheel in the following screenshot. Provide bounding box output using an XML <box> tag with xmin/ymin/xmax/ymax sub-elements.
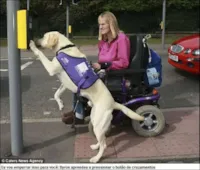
<box><xmin>132</xmin><ymin>105</ymin><xmax>165</xmax><ymax>137</ymax></box>
<box><xmin>88</xmin><ymin>121</ymin><xmax>112</xmax><ymax>137</ymax></box>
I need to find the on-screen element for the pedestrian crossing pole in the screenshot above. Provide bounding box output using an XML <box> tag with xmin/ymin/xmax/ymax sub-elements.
<box><xmin>66</xmin><ymin>0</ymin><xmax>70</xmax><ymax>37</ymax></box>
<box><xmin>161</xmin><ymin>0</ymin><xmax>166</xmax><ymax>50</ymax></box>
<box><xmin>6</xmin><ymin>0</ymin><xmax>24</xmax><ymax>156</ymax></box>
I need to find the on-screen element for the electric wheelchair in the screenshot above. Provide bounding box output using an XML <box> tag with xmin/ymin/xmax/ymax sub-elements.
<box><xmin>82</xmin><ymin>34</ymin><xmax>165</xmax><ymax>137</ymax></box>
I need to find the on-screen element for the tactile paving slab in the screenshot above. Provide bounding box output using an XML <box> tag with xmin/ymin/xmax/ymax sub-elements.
<box><xmin>112</xmin><ymin>132</ymin><xmax>157</xmax><ymax>158</ymax></box>
<box><xmin>75</xmin><ymin>132</ymin><xmax>117</xmax><ymax>159</ymax></box>
<box><xmin>151</xmin><ymin>133</ymin><xmax>199</xmax><ymax>157</ymax></box>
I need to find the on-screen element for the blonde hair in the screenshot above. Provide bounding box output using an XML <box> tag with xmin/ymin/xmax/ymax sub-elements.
<box><xmin>98</xmin><ymin>11</ymin><xmax>120</xmax><ymax>41</ymax></box>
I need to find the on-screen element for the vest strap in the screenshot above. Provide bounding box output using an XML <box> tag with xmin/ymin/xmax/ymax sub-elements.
<box><xmin>56</xmin><ymin>44</ymin><xmax>76</xmax><ymax>55</ymax></box>
<box><xmin>77</xmin><ymin>75</ymin><xmax>89</xmax><ymax>94</ymax></box>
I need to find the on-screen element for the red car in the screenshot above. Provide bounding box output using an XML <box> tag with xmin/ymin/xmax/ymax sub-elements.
<box><xmin>168</xmin><ymin>34</ymin><xmax>200</xmax><ymax>74</ymax></box>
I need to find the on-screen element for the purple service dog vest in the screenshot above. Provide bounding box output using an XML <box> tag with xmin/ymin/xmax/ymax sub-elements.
<box><xmin>56</xmin><ymin>52</ymin><xmax>99</xmax><ymax>93</ymax></box>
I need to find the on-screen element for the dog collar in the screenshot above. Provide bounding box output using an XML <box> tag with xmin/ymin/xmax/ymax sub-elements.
<box><xmin>56</xmin><ymin>44</ymin><xmax>76</xmax><ymax>55</ymax></box>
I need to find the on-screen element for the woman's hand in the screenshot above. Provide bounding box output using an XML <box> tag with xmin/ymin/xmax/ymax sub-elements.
<box><xmin>92</xmin><ymin>63</ymin><xmax>101</xmax><ymax>70</ymax></box>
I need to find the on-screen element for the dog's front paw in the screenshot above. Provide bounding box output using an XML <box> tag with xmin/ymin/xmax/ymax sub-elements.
<box><xmin>29</xmin><ymin>40</ymin><xmax>37</xmax><ymax>50</ymax></box>
<box><xmin>58</xmin><ymin>100</ymin><xmax>64</xmax><ymax>111</ymax></box>
<box><xmin>29</xmin><ymin>40</ymin><xmax>39</xmax><ymax>57</ymax></box>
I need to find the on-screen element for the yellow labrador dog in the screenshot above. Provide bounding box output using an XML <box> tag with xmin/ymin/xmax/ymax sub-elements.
<box><xmin>29</xmin><ymin>31</ymin><xmax>144</xmax><ymax>163</ymax></box>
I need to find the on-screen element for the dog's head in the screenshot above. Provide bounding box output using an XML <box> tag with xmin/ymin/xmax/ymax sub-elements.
<box><xmin>35</xmin><ymin>31</ymin><xmax>86</xmax><ymax>58</ymax></box>
<box><xmin>35</xmin><ymin>31</ymin><xmax>72</xmax><ymax>51</ymax></box>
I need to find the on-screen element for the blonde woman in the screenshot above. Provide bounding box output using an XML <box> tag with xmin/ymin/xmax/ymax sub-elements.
<box><xmin>62</xmin><ymin>11</ymin><xmax>130</xmax><ymax>124</ymax></box>
<box><xmin>93</xmin><ymin>11</ymin><xmax>130</xmax><ymax>70</ymax></box>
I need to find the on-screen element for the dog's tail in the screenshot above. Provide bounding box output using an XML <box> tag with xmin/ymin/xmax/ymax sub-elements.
<box><xmin>113</xmin><ymin>102</ymin><xmax>145</xmax><ymax>121</ymax></box>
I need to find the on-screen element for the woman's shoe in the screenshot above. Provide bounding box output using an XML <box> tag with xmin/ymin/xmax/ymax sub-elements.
<box><xmin>62</xmin><ymin>111</ymin><xmax>74</xmax><ymax>124</ymax></box>
<box><xmin>62</xmin><ymin>111</ymin><xmax>84</xmax><ymax>124</ymax></box>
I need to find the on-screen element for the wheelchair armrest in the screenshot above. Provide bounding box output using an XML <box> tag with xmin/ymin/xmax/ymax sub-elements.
<box><xmin>106</xmin><ymin>69</ymin><xmax>146</xmax><ymax>76</ymax></box>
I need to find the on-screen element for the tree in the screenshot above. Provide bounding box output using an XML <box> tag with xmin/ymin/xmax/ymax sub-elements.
<box><xmin>0</xmin><ymin>0</ymin><xmax>199</xmax><ymax>36</ymax></box>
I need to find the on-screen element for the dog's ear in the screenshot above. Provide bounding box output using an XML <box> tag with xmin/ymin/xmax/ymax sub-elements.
<box><xmin>46</xmin><ymin>34</ymin><xmax>58</xmax><ymax>48</ymax></box>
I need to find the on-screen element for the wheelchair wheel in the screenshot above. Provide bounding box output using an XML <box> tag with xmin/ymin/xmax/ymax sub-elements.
<box><xmin>132</xmin><ymin>105</ymin><xmax>165</xmax><ymax>137</ymax></box>
<box><xmin>88</xmin><ymin>121</ymin><xmax>112</xmax><ymax>137</ymax></box>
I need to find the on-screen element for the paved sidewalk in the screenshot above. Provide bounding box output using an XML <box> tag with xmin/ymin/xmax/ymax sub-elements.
<box><xmin>0</xmin><ymin>44</ymin><xmax>169</xmax><ymax>59</ymax></box>
<box><xmin>74</xmin><ymin>107</ymin><xmax>199</xmax><ymax>163</ymax></box>
<box><xmin>0</xmin><ymin>107</ymin><xmax>199</xmax><ymax>163</ymax></box>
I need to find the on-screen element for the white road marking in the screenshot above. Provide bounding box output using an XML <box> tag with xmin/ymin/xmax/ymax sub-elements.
<box><xmin>49</xmin><ymin>98</ymin><xmax>55</xmax><ymax>101</ymax></box>
<box><xmin>0</xmin><ymin>57</ymin><xmax>33</xmax><ymax>61</ymax></box>
<box><xmin>52</xmin><ymin>87</ymin><xmax>57</xmax><ymax>90</ymax></box>
<box><xmin>0</xmin><ymin>56</ymin><xmax>53</xmax><ymax>61</ymax></box>
<box><xmin>20</xmin><ymin>61</ymin><xmax>33</xmax><ymax>70</ymax></box>
<box><xmin>0</xmin><ymin>61</ymin><xmax>34</xmax><ymax>72</ymax></box>
<box><xmin>43</xmin><ymin>111</ymin><xmax>51</xmax><ymax>115</ymax></box>
<box><xmin>0</xmin><ymin>69</ymin><xmax>8</xmax><ymax>72</ymax></box>
<box><xmin>0</xmin><ymin>118</ymin><xmax>86</xmax><ymax>126</ymax></box>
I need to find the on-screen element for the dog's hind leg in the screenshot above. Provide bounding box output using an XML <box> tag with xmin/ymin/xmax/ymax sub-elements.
<box><xmin>89</xmin><ymin>108</ymin><xmax>100</xmax><ymax>150</ymax></box>
<box><xmin>89</xmin><ymin>110</ymin><xmax>113</xmax><ymax>163</ymax></box>
<box><xmin>90</xmin><ymin>143</ymin><xmax>100</xmax><ymax>150</ymax></box>
<box><xmin>90</xmin><ymin>129</ymin><xmax>106</xmax><ymax>163</ymax></box>
<box><xmin>54</xmin><ymin>83</ymin><xmax>66</xmax><ymax>110</ymax></box>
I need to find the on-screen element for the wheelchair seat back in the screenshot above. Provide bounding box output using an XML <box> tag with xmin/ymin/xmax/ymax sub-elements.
<box><xmin>127</xmin><ymin>35</ymin><xmax>149</xmax><ymax>86</ymax></box>
<box><xmin>129</xmin><ymin>35</ymin><xmax>149</xmax><ymax>69</ymax></box>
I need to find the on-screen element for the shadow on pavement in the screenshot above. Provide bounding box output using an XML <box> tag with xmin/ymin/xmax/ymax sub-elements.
<box><xmin>107</xmin><ymin>127</ymin><xmax>147</xmax><ymax>158</ymax></box>
<box><xmin>157</xmin><ymin>109</ymin><xmax>193</xmax><ymax>138</ymax></box>
<box><xmin>23</xmin><ymin>130</ymin><xmax>76</xmax><ymax>154</ymax></box>
<box><xmin>0</xmin><ymin>123</ymin><xmax>77</xmax><ymax>160</ymax></box>
<box><xmin>0</xmin><ymin>75</ymin><xmax>31</xmax><ymax>98</ymax></box>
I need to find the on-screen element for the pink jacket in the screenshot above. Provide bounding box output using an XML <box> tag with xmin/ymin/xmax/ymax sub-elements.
<box><xmin>98</xmin><ymin>32</ymin><xmax>130</xmax><ymax>70</ymax></box>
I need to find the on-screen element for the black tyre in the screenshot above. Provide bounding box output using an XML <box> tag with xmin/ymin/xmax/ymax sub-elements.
<box><xmin>132</xmin><ymin>105</ymin><xmax>165</xmax><ymax>137</ymax></box>
<box><xmin>88</xmin><ymin>121</ymin><xmax>112</xmax><ymax>137</ymax></box>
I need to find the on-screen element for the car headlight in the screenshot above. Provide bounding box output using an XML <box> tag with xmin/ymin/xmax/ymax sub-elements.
<box><xmin>170</xmin><ymin>44</ymin><xmax>184</xmax><ymax>53</ymax></box>
<box><xmin>192</xmin><ymin>49</ymin><xmax>200</xmax><ymax>56</ymax></box>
